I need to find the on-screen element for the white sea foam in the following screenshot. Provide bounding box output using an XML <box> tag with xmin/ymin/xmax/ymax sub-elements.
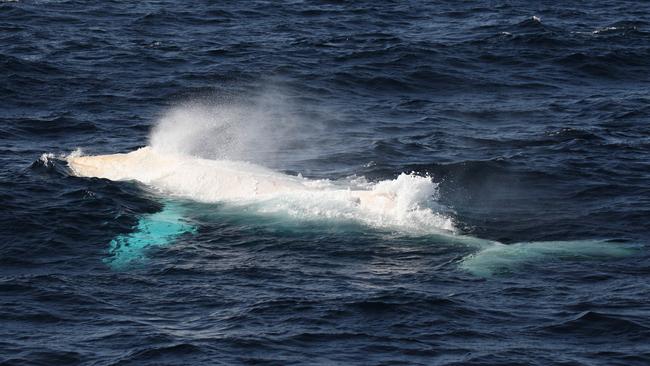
<box><xmin>40</xmin><ymin>148</ymin><xmax>82</xmax><ymax>166</ymax></box>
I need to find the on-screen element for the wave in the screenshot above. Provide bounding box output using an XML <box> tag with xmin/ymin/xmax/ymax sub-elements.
<box><xmin>542</xmin><ymin>310</ymin><xmax>650</xmax><ymax>338</ymax></box>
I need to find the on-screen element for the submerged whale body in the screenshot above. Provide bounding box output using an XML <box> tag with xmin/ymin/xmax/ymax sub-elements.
<box><xmin>69</xmin><ymin>147</ymin><xmax>412</xmax><ymax>213</ymax></box>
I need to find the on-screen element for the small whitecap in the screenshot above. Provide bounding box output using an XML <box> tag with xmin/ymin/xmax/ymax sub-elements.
<box><xmin>592</xmin><ymin>26</ymin><xmax>618</xmax><ymax>34</ymax></box>
<box><xmin>39</xmin><ymin>153</ymin><xmax>55</xmax><ymax>166</ymax></box>
<box><xmin>65</xmin><ymin>148</ymin><xmax>83</xmax><ymax>159</ymax></box>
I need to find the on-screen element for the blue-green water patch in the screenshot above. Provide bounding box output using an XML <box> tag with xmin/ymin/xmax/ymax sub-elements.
<box><xmin>104</xmin><ymin>201</ymin><xmax>197</xmax><ymax>269</ymax></box>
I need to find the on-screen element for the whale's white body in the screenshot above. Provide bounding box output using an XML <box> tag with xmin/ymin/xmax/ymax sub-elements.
<box><xmin>69</xmin><ymin>147</ymin><xmax>317</xmax><ymax>202</ymax></box>
<box><xmin>67</xmin><ymin>147</ymin><xmax>454</xmax><ymax>232</ymax></box>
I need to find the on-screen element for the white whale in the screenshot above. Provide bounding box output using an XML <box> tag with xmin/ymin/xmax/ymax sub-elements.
<box><xmin>69</xmin><ymin>146</ymin><xmax>399</xmax><ymax>211</ymax></box>
<box><xmin>67</xmin><ymin>147</ymin><xmax>634</xmax><ymax>275</ymax></box>
<box><xmin>67</xmin><ymin>146</ymin><xmax>456</xmax><ymax>233</ymax></box>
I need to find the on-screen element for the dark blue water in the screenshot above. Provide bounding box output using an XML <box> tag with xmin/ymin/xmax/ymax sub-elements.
<box><xmin>2</xmin><ymin>1</ymin><xmax>650</xmax><ymax>364</ymax></box>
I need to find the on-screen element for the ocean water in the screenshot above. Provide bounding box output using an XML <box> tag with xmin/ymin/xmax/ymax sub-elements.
<box><xmin>1</xmin><ymin>0</ymin><xmax>650</xmax><ymax>365</ymax></box>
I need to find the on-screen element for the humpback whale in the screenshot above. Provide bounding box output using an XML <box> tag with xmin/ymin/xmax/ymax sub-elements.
<box><xmin>67</xmin><ymin>147</ymin><xmax>634</xmax><ymax>275</ymax></box>
<box><xmin>67</xmin><ymin>146</ymin><xmax>416</xmax><ymax>214</ymax></box>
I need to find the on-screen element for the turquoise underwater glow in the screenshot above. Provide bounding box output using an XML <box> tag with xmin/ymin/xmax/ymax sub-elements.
<box><xmin>102</xmin><ymin>199</ymin><xmax>636</xmax><ymax>275</ymax></box>
<box><xmin>104</xmin><ymin>202</ymin><xmax>196</xmax><ymax>269</ymax></box>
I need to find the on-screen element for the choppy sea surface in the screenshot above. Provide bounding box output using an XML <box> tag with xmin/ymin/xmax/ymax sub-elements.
<box><xmin>2</xmin><ymin>1</ymin><xmax>650</xmax><ymax>365</ymax></box>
